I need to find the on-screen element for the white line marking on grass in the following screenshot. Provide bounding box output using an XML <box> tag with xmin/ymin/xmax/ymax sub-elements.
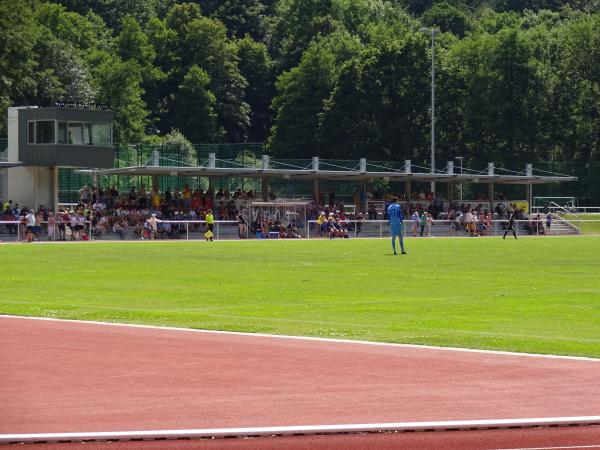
<box><xmin>1</xmin><ymin>314</ymin><xmax>599</xmax><ymax>362</ymax></box>
<box><xmin>1</xmin><ymin>417</ymin><xmax>600</xmax><ymax>445</ymax></box>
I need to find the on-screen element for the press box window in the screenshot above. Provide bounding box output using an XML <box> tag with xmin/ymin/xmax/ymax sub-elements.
<box><xmin>35</xmin><ymin>121</ymin><xmax>55</xmax><ymax>144</ymax></box>
<box><xmin>67</xmin><ymin>123</ymin><xmax>83</xmax><ymax>145</ymax></box>
<box><xmin>58</xmin><ymin>121</ymin><xmax>67</xmax><ymax>144</ymax></box>
<box><xmin>84</xmin><ymin>123</ymin><xmax>111</xmax><ymax>146</ymax></box>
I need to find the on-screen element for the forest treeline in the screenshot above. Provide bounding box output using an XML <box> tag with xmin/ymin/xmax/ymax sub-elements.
<box><xmin>2</xmin><ymin>0</ymin><xmax>600</xmax><ymax>167</ymax></box>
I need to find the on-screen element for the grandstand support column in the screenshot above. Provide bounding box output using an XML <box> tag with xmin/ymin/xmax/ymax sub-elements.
<box><xmin>526</xmin><ymin>164</ymin><xmax>533</xmax><ymax>214</ymax></box>
<box><xmin>488</xmin><ymin>183</ymin><xmax>495</xmax><ymax>211</ymax></box>
<box><xmin>152</xmin><ymin>175</ymin><xmax>159</xmax><ymax>194</ymax></box>
<box><xmin>361</xmin><ymin>179</ymin><xmax>367</xmax><ymax>211</ymax></box>
<box><xmin>52</xmin><ymin>166</ymin><xmax>58</xmax><ymax>213</ymax></box>
<box><xmin>447</xmin><ymin>161</ymin><xmax>454</xmax><ymax>206</ymax></box>
<box><xmin>262</xmin><ymin>177</ymin><xmax>268</xmax><ymax>201</ymax></box>
<box><xmin>208</xmin><ymin>177</ymin><xmax>214</xmax><ymax>198</ymax></box>
<box><xmin>313</xmin><ymin>179</ymin><xmax>320</xmax><ymax>205</ymax></box>
<box><xmin>405</xmin><ymin>181</ymin><xmax>412</xmax><ymax>210</ymax></box>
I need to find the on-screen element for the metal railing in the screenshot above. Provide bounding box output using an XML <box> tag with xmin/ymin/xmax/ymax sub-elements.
<box><xmin>0</xmin><ymin>220</ymin><xmax>242</xmax><ymax>241</ymax></box>
<box><xmin>306</xmin><ymin>219</ymin><xmax>587</xmax><ymax>238</ymax></box>
<box><xmin>3</xmin><ymin>218</ymin><xmax>599</xmax><ymax>241</ymax></box>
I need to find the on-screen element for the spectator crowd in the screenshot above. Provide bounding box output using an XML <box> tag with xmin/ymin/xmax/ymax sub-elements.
<box><xmin>1</xmin><ymin>185</ymin><xmax>552</xmax><ymax>241</ymax></box>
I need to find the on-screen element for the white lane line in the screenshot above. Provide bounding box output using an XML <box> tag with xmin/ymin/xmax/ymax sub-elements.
<box><xmin>493</xmin><ymin>446</ymin><xmax>600</xmax><ymax>450</ymax></box>
<box><xmin>1</xmin><ymin>314</ymin><xmax>599</xmax><ymax>362</ymax></box>
<box><xmin>2</xmin><ymin>417</ymin><xmax>600</xmax><ymax>444</ymax></box>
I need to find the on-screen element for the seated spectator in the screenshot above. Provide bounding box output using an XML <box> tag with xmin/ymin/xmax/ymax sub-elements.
<box><xmin>113</xmin><ymin>221</ymin><xmax>126</xmax><ymax>239</ymax></box>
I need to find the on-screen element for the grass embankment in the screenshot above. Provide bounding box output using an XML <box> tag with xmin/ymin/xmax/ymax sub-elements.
<box><xmin>560</xmin><ymin>213</ymin><xmax>600</xmax><ymax>235</ymax></box>
<box><xmin>1</xmin><ymin>237</ymin><xmax>599</xmax><ymax>357</ymax></box>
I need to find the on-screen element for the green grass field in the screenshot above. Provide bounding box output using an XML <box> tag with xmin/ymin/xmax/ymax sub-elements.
<box><xmin>559</xmin><ymin>213</ymin><xmax>600</xmax><ymax>235</ymax></box>
<box><xmin>1</xmin><ymin>237</ymin><xmax>599</xmax><ymax>357</ymax></box>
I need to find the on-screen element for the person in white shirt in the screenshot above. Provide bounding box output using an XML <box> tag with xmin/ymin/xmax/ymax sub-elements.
<box><xmin>25</xmin><ymin>209</ymin><xmax>36</xmax><ymax>243</ymax></box>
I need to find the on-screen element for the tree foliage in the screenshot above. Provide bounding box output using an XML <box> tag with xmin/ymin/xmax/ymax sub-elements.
<box><xmin>1</xmin><ymin>0</ymin><xmax>600</xmax><ymax>168</ymax></box>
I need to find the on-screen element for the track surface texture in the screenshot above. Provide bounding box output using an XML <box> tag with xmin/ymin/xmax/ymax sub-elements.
<box><xmin>1</xmin><ymin>316</ymin><xmax>599</xmax><ymax>448</ymax></box>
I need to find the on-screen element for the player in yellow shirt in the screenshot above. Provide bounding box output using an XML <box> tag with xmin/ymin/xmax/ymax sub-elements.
<box><xmin>205</xmin><ymin>209</ymin><xmax>214</xmax><ymax>241</ymax></box>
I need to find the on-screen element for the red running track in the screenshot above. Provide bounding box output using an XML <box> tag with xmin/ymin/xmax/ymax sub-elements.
<box><xmin>1</xmin><ymin>316</ymin><xmax>599</xmax><ymax>444</ymax></box>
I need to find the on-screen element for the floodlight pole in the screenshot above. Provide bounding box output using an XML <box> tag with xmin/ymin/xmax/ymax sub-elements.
<box><xmin>419</xmin><ymin>27</ymin><xmax>439</xmax><ymax>195</ymax></box>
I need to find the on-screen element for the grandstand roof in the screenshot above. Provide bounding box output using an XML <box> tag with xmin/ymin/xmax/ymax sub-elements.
<box><xmin>98</xmin><ymin>164</ymin><xmax>577</xmax><ymax>185</ymax></box>
<box><xmin>0</xmin><ymin>161</ymin><xmax>22</xmax><ymax>168</ymax></box>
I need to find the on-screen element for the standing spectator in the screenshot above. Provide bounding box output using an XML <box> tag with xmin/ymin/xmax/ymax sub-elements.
<box><xmin>485</xmin><ymin>212</ymin><xmax>493</xmax><ymax>236</ymax></box>
<box><xmin>47</xmin><ymin>212</ymin><xmax>56</xmax><ymax>241</ymax></box>
<box><xmin>546</xmin><ymin>212</ymin><xmax>552</xmax><ymax>236</ymax></box>
<box><xmin>411</xmin><ymin>211</ymin><xmax>420</xmax><ymax>237</ymax></box>
<box><xmin>151</xmin><ymin>188</ymin><xmax>161</xmax><ymax>210</ymax></box>
<box><xmin>79</xmin><ymin>185</ymin><xmax>92</xmax><ymax>204</ymax></box>
<box><xmin>25</xmin><ymin>209</ymin><xmax>36</xmax><ymax>243</ymax></box>
<box><xmin>146</xmin><ymin>213</ymin><xmax>161</xmax><ymax>239</ymax></box>
<box><xmin>419</xmin><ymin>211</ymin><xmax>427</xmax><ymax>237</ymax></box>
<box><xmin>34</xmin><ymin>210</ymin><xmax>44</xmax><ymax>240</ymax></box>
<box><xmin>62</xmin><ymin>210</ymin><xmax>72</xmax><ymax>240</ymax></box>
<box><xmin>238</xmin><ymin>210</ymin><xmax>248</xmax><ymax>239</ymax></box>
<box><xmin>128</xmin><ymin>186</ymin><xmax>137</xmax><ymax>202</ymax></box>
<box><xmin>425</xmin><ymin>213</ymin><xmax>434</xmax><ymax>237</ymax></box>
<box><xmin>355</xmin><ymin>211</ymin><xmax>364</xmax><ymax>236</ymax></box>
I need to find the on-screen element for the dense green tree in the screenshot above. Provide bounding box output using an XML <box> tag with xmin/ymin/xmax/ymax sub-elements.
<box><xmin>318</xmin><ymin>33</ymin><xmax>430</xmax><ymax>160</ymax></box>
<box><xmin>421</xmin><ymin>2</ymin><xmax>473</xmax><ymax>37</ymax></box>
<box><xmin>178</xmin><ymin>15</ymin><xmax>250</xmax><ymax>141</ymax></box>
<box><xmin>117</xmin><ymin>15</ymin><xmax>165</xmax><ymax>129</ymax></box>
<box><xmin>549</xmin><ymin>13</ymin><xmax>600</xmax><ymax>160</ymax></box>
<box><xmin>2</xmin><ymin>0</ymin><xmax>600</xmax><ymax>176</ymax></box>
<box><xmin>0</xmin><ymin>0</ymin><xmax>39</xmax><ymax>134</ymax></box>
<box><xmin>158</xmin><ymin>128</ymin><xmax>198</xmax><ymax>166</ymax></box>
<box><xmin>199</xmin><ymin>0</ymin><xmax>271</xmax><ymax>40</ymax></box>
<box><xmin>270</xmin><ymin>0</ymin><xmax>338</xmax><ymax>70</ymax></box>
<box><xmin>442</xmin><ymin>23</ymin><xmax>547</xmax><ymax>166</ymax></box>
<box><xmin>91</xmin><ymin>55</ymin><xmax>148</xmax><ymax>142</ymax></box>
<box><xmin>117</xmin><ymin>16</ymin><xmax>156</xmax><ymax>68</ymax></box>
<box><xmin>34</xmin><ymin>35</ymin><xmax>97</xmax><ymax>104</ymax></box>
<box><xmin>164</xmin><ymin>2</ymin><xmax>203</xmax><ymax>38</ymax></box>
<box><xmin>55</xmin><ymin>0</ymin><xmax>161</xmax><ymax>31</ymax></box>
<box><xmin>172</xmin><ymin>65</ymin><xmax>217</xmax><ymax>143</ymax></box>
<box><xmin>235</xmin><ymin>35</ymin><xmax>275</xmax><ymax>142</ymax></box>
<box><xmin>268</xmin><ymin>31</ymin><xmax>362</xmax><ymax>157</ymax></box>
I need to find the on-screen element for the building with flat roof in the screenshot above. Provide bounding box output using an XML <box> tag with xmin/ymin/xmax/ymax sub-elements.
<box><xmin>2</xmin><ymin>106</ymin><xmax>114</xmax><ymax>210</ymax></box>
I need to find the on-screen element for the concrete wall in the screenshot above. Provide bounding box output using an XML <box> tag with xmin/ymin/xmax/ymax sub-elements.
<box><xmin>5</xmin><ymin>166</ymin><xmax>56</xmax><ymax>211</ymax></box>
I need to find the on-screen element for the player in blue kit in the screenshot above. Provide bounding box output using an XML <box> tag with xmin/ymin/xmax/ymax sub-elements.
<box><xmin>387</xmin><ymin>197</ymin><xmax>406</xmax><ymax>255</ymax></box>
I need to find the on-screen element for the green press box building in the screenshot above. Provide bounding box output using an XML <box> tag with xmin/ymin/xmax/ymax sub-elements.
<box><xmin>3</xmin><ymin>106</ymin><xmax>114</xmax><ymax>210</ymax></box>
